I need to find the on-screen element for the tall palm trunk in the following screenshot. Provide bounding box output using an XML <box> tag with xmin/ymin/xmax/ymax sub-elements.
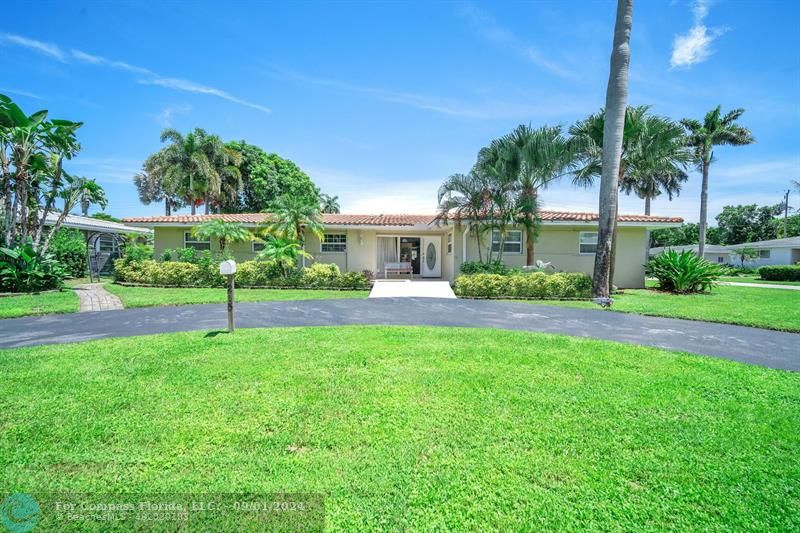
<box><xmin>697</xmin><ymin>158</ymin><xmax>710</xmax><ymax>257</ymax></box>
<box><xmin>525</xmin><ymin>188</ymin><xmax>537</xmax><ymax>266</ymax></box>
<box><xmin>204</xmin><ymin>193</ymin><xmax>210</xmax><ymax>215</ymax></box>
<box><xmin>165</xmin><ymin>198</ymin><xmax>172</xmax><ymax>216</ymax></box>
<box><xmin>593</xmin><ymin>0</ymin><xmax>633</xmax><ymax>299</ymax></box>
<box><xmin>644</xmin><ymin>196</ymin><xmax>651</xmax><ymax>215</ymax></box>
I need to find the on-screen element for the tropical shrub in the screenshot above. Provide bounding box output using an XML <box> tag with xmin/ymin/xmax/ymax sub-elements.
<box><xmin>454</xmin><ymin>272</ymin><xmax>592</xmax><ymax>299</ymax></box>
<box><xmin>122</xmin><ymin>243</ymin><xmax>154</xmax><ymax>263</ymax></box>
<box><xmin>460</xmin><ymin>261</ymin><xmax>511</xmax><ymax>275</ymax></box>
<box><xmin>0</xmin><ymin>241</ymin><xmax>66</xmax><ymax>292</ymax></box>
<box><xmin>646</xmin><ymin>250</ymin><xmax>721</xmax><ymax>293</ymax></box>
<box><xmin>161</xmin><ymin>247</ymin><xmax>201</xmax><ymax>263</ymax></box>
<box><xmin>759</xmin><ymin>265</ymin><xmax>800</xmax><ymax>282</ymax></box>
<box><xmin>301</xmin><ymin>263</ymin><xmax>340</xmax><ymax>287</ymax></box>
<box><xmin>114</xmin><ymin>259</ymin><xmax>369</xmax><ymax>289</ymax></box>
<box><xmin>49</xmin><ymin>228</ymin><xmax>87</xmax><ymax>278</ymax></box>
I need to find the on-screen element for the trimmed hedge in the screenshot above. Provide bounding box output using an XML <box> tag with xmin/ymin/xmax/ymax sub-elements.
<box><xmin>460</xmin><ymin>261</ymin><xmax>511</xmax><ymax>275</ymax></box>
<box><xmin>115</xmin><ymin>259</ymin><xmax>371</xmax><ymax>290</ymax></box>
<box><xmin>759</xmin><ymin>265</ymin><xmax>800</xmax><ymax>282</ymax></box>
<box><xmin>454</xmin><ymin>272</ymin><xmax>592</xmax><ymax>299</ymax></box>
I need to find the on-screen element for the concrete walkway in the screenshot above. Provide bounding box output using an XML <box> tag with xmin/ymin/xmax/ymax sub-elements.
<box><xmin>719</xmin><ymin>281</ymin><xmax>800</xmax><ymax>291</ymax></box>
<box><xmin>0</xmin><ymin>299</ymin><xmax>797</xmax><ymax>371</ymax></box>
<box><xmin>369</xmin><ymin>280</ymin><xmax>456</xmax><ymax>298</ymax></box>
<box><xmin>73</xmin><ymin>283</ymin><xmax>124</xmax><ymax>312</ymax></box>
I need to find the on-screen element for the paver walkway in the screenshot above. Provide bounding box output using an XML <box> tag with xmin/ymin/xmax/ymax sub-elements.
<box><xmin>0</xmin><ymin>299</ymin><xmax>797</xmax><ymax>371</ymax></box>
<box><xmin>74</xmin><ymin>283</ymin><xmax>124</xmax><ymax>312</ymax></box>
<box><xmin>719</xmin><ymin>281</ymin><xmax>800</xmax><ymax>291</ymax></box>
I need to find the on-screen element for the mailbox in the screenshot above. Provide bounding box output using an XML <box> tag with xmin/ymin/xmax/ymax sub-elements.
<box><xmin>219</xmin><ymin>259</ymin><xmax>237</xmax><ymax>276</ymax></box>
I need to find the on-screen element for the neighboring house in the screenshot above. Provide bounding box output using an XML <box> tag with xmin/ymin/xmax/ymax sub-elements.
<box><xmin>650</xmin><ymin>237</ymin><xmax>800</xmax><ymax>268</ymax></box>
<box><xmin>649</xmin><ymin>244</ymin><xmax>732</xmax><ymax>264</ymax></box>
<box><xmin>46</xmin><ymin>212</ymin><xmax>152</xmax><ymax>273</ymax></box>
<box><xmin>729</xmin><ymin>236</ymin><xmax>800</xmax><ymax>268</ymax></box>
<box><xmin>123</xmin><ymin>211</ymin><xmax>683</xmax><ymax>288</ymax></box>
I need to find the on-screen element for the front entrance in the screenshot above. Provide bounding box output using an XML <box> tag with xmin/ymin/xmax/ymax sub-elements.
<box><xmin>376</xmin><ymin>235</ymin><xmax>442</xmax><ymax>278</ymax></box>
<box><xmin>399</xmin><ymin>237</ymin><xmax>421</xmax><ymax>275</ymax></box>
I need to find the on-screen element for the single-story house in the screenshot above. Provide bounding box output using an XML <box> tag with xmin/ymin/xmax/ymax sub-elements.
<box><xmin>123</xmin><ymin>211</ymin><xmax>683</xmax><ymax>288</ymax></box>
<box><xmin>649</xmin><ymin>244</ymin><xmax>732</xmax><ymax>264</ymax></box>
<box><xmin>650</xmin><ymin>237</ymin><xmax>800</xmax><ymax>268</ymax></box>
<box><xmin>728</xmin><ymin>236</ymin><xmax>800</xmax><ymax>267</ymax></box>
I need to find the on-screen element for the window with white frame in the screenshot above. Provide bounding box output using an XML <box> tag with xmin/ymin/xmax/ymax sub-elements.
<box><xmin>579</xmin><ymin>232</ymin><xmax>598</xmax><ymax>254</ymax></box>
<box><xmin>759</xmin><ymin>249</ymin><xmax>770</xmax><ymax>259</ymax></box>
<box><xmin>491</xmin><ymin>230</ymin><xmax>522</xmax><ymax>254</ymax></box>
<box><xmin>184</xmin><ymin>231</ymin><xmax>211</xmax><ymax>251</ymax></box>
<box><xmin>447</xmin><ymin>233</ymin><xmax>453</xmax><ymax>255</ymax></box>
<box><xmin>252</xmin><ymin>239</ymin><xmax>265</xmax><ymax>253</ymax></box>
<box><xmin>321</xmin><ymin>233</ymin><xmax>347</xmax><ymax>253</ymax></box>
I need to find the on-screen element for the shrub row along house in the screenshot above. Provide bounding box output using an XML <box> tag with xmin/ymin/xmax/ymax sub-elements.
<box><xmin>124</xmin><ymin>210</ymin><xmax>682</xmax><ymax>288</ymax></box>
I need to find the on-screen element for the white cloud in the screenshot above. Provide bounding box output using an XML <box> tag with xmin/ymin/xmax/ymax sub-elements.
<box><xmin>0</xmin><ymin>87</ymin><xmax>44</xmax><ymax>100</ymax></box>
<box><xmin>156</xmin><ymin>104</ymin><xmax>192</xmax><ymax>127</ymax></box>
<box><xmin>0</xmin><ymin>34</ymin><xmax>65</xmax><ymax>61</ymax></box>
<box><xmin>1</xmin><ymin>35</ymin><xmax>271</xmax><ymax>114</ymax></box>
<box><xmin>458</xmin><ymin>4</ymin><xmax>579</xmax><ymax>80</ymax></box>
<box><xmin>670</xmin><ymin>0</ymin><xmax>728</xmax><ymax>68</ymax></box>
<box><xmin>140</xmin><ymin>77</ymin><xmax>270</xmax><ymax>114</ymax></box>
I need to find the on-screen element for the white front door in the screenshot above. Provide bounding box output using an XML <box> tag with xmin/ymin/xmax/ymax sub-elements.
<box><xmin>421</xmin><ymin>236</ymin><xmax>441</xmax><ymax>278</ymax></box>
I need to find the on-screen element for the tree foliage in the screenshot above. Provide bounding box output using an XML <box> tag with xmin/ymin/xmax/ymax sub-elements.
<box><xmin>226</xmin><ymin>140</ymin><xmax>319</xmax><ymax>213</ymax></box>
<box><xmin>715</xmin><ymin>204</ymin><xmax>781</xmax><ymax>245</ymax></box>
<box><xmin>0</xmin><ymin>93</ymin><xmax>106</xmax><ymax>255</ymax></box>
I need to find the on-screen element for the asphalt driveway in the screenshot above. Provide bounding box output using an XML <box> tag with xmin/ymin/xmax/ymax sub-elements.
<box><xmin>0</xmin><ymin>298</ymin><xmax>797</xmax><ymax>371</ymax></box>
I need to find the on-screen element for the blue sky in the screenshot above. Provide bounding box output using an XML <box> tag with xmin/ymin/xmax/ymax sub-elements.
<box><xmin>2</xmin><ymin>0</ymin><xmax>798</xmax><ymax>222</ymax></box>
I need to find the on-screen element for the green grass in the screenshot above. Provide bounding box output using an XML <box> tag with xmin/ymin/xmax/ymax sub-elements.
<box><xmin>104</xmin><ymin>283</ymin><xmax>369</xmax><ymax>308</ymax></box>
<box><xmin>1</xmin><ymin>326</ymin><xmax>798</xmax><ymax>530</ymax></box>
<box><xmin>719</xmin><ymin>275</ymin><xmax>800</xmax><ymax>286</ymax></box>
<box><xmin>0</xmin><ymin>289</ymin><xmax>79</xmax><ymax>318</ymax></box>
<box><xmin>519</xmin><ymin>284</ymin><xmax>800</xmax><ymax>332</ymax></box>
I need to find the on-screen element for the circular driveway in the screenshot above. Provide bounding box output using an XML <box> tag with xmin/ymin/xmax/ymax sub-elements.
<box><xmin>1</xmin><ymin>298</ymin><xmax>798</xmax><ymax>371</ymax></box>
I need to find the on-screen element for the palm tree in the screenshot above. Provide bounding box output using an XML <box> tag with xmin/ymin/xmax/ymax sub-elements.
<box><xmin>475</xmin><ymin>144</ymin><xmax>518</xmax><ymax>263</ymax></box>
<box><xmin>571</xmin><ymin>106</ymin><xmax>690</xmax><ymax>284</ymax></box>
<box><xmin>319</xmin><ymin>193</ymin><xmax>341</xmax><ymax>214</ymax></box>
<box><xmin>499</xmin><ymin>124</ymin><xmax>580</xmax><ymax>265</ymax></box>
<box><xmin>681</xmin><ymin>106</ymin><xmax>755</xmax><ymax>257</ymax></box>
<box><xmin>436</xmin><ymin>171</ymin><xmax>491</xmax><ymax>262</ymax></box>
<box><xmin>264</xmin><ymin>194</ymin><xmax>324</xmax><ymax>245</ymax></box>
<box><xmin>257</xmin><ymin>237</ymin><xmax>311</xmax><ymax>274</ymax></box>
<box><xmin>591</xmin><ymin>0</ymin><xmax>633</xmax><ymax>299</ymax></box>
<box><xmin>158</xmin><ymin>128</ymin><xmax>241</xmax><ymax>215</ymax></box>
<box><xmin>191</xmin><ymin>220</ymin><xmax>252</xmax><ymax>253</ymax></box>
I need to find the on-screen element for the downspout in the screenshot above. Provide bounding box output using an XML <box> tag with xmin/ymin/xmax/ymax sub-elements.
<box><xmin>462</xmin><ymin>223</ymin><xmax>469</xmax><ymax>265</ymax></box>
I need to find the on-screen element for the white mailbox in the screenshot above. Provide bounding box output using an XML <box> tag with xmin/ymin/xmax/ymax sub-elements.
<box><xmin>219</xmin><ymin>259</ymin><xmax>237</xmax><ymax>276</ymax></box>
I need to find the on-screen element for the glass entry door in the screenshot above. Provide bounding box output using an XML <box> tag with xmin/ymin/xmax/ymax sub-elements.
<box><xmin>399</xmin><ymin>237</ymin><xmax>421</xmax><ymax>275</ymax></box>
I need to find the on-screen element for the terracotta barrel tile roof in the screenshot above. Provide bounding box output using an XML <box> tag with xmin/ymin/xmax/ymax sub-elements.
<box><xmin>123</xmin><ymin>211</ymin><xmax>682</xmax><ymax>225</ymax></box>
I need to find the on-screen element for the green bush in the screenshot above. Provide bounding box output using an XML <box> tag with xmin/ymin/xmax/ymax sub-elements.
<box><xmin>114</xmin><ymin>259</ymin><xmax>370</xmax><ymax>289</ymax></box>
<box><xmin>647</xmin><ymin>249</ymin><xmax>721</xmax><ymax>293</ymax></box>
<box><xmin>759</xmin><ymin>265</ymin><xmax>800</xmax><ymax>282</ymax></box>
<box><xmin>49</xmin><ymin>228</ymin><xmax>87</xmax><ymax>278</ymax></box>
<box><xmin>460</xmin><ymin>261</ymin><xmax>511</xmax><ymax>275</ymax></box>
<box><xmin>122</xmin><ymin>243</ymin><xmax>153</xmax><ymax>263</ymax></box>
<box><xmin>0</xmin><ymin>240</ymin><xmax>66</xmax><ymax>292</ymax></box>
<box><xmin>454</xmin><ymin>272</ymin><xmax>592</xmax><ymax>299</ymax></box>
<box><xmin>302</xmin><ymin>263</ymin><xmax>341</xmax><ymax>287</ymax></box>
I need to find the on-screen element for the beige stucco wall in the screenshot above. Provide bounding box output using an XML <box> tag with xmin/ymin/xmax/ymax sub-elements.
<box><xmin>151</xmin><ymin>223</ymin><xmax>649</xmax><ymax>287</ymax></box>
<box><xmin>451</xmin><ymin>224</ymin><xmax>648</xmax><ymax>288</ymax></box>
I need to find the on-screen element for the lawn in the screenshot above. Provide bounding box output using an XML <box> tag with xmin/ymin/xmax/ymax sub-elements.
<box><xmin>1</xmin><ymin>326</ymin><xmax>798</xmax><ymax>530</ymax></box>
<box><xmin>719</xmin><ymin>275</ymin><xmax>800</xmax><ymax>286</ymax></box>
<box><xmin>520</xmin><ymin>284</ymin><xmax>800</xmax><ymax>332</ymax></box>
<box><xmin>104</xmin><ymin>283</ymin><xmax>369</xmax><ymax>308</ymax></box>
<box><xmin>0</xmin><ymin>290</ymin><xmax>78</xmax><ymax>319</ymax></box>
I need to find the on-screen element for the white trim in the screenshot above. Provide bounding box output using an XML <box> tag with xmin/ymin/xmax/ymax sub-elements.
<box><xmin>491</xmin><ymin>229</ymin><xmax>523</xmax><ymax>255</ymax></box>
<box><xmin>320</xmin><ymin>233</ymin><xmax>347</xmax><ymax>254</ymax></box>
<box><xmin>183</xmin><ymin>231</ymin><xmax>211</xmax><ymax>250</ymax></box>
<box><xmin>578</xmin><ymin>231</ymin><xmax>598</xmax><ymax>255</ymax></box>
